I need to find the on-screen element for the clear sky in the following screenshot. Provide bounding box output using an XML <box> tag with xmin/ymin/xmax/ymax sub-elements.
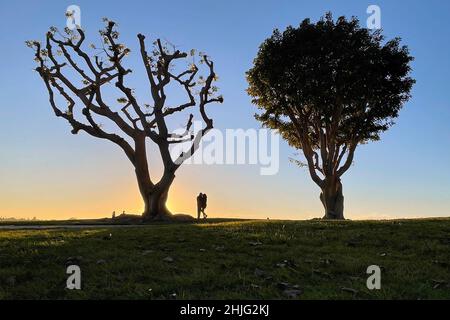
<box><xmin>0</xmin><ymin>0</ymin><xmax>449</xmax><ymax>220</ymax></box>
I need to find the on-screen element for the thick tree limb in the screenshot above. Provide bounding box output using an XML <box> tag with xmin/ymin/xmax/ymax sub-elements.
<box><xmin>336</xmin><ymin>142</ymin><xmax>357</xmax><ymax>177</ymax></box>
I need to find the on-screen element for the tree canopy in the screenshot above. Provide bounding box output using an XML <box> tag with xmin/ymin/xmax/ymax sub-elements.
<box><xmin>247</xmin><ymin>13</ymin><xmax>415</xmax><ymax>219</ymax></box>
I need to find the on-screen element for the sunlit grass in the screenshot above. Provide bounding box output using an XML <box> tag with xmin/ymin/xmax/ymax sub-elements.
<box><xmin>0</xmin><ymin>218</ymin><xmax>449</xmax><ymax>299</ymax></box>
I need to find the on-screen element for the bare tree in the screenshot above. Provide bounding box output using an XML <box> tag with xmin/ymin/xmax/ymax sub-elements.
<box><xmin>28</xmin><ymin>20</ymin><xmax>223</xmax><ymax>220</ymax></box>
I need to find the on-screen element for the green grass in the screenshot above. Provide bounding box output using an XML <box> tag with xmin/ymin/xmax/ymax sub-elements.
<box><xmin>0</xmin><ymin>218</ymin><xmax>449</xmax><ymax>299</ymax></box>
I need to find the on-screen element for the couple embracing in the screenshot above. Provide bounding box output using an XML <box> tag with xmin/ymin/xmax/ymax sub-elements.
<box><xmin>196</xmin><ymin>193</ymin><xmax>208</xmax><ymax>220</ymax></box>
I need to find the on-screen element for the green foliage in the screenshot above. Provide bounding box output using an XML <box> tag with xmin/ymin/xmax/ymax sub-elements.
<box><xmin>246</xmin><ymin>13</ymin><xmax>415</xmax><ymax>149</ymax></box>
<box><xmin>117</xmin><ymin>97</ymin><xmax>129</xmax><ymax>104</ymax></box>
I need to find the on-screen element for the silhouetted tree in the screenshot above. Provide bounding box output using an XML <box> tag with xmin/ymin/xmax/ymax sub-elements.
<box><xmin>247</xmin><ymin>13</ymin><xmax>414</xmax><ymax>219</ymax></box>
<box><xmin>28</xmin><ymin>19</ymin><xmax>223</xmax><ymax>220</ymax></box>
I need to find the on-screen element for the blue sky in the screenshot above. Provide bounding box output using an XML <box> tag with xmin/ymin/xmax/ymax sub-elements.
<box><xmin>0</xmin><ymin>0</ymin><xmax>449</xmax><ymax>220</ymax></box>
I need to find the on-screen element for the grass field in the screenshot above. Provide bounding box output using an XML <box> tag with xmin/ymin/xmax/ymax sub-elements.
<box><xmin>0</xmin><ymin>218</ymin><xmax>449</xmax><ymax>299</ymax></box>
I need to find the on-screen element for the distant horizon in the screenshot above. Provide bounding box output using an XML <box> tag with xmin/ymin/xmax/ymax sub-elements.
<box><xmin>1</xmin><ymin>215</ymin><xmax>449</xmax><ymax>223</ymax></box>
<box><xmin>1</xmin><ymin>212</ymin><xmax>449</xmax><ymax>222</ymax></box>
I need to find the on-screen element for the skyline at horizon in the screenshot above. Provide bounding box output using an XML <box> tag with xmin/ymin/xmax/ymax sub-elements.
<box><xmin>1</xmin><ymin>0</ymin><xmax>450</xmax><ymax>221</ymax></box>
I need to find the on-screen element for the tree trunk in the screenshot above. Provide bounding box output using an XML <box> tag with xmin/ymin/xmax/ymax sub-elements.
<box><xmin>141</xmin><ymin>172</ymin><xmax>175</xmax><ymax>221</ymax></box>
<box><xmin>133</xmin><ymin>136</ymin><xmax>175</xmax><ymax>221</ymax></box>
<box><xmin>320</xmin><ymin>177</ymin><xmax>345</xmax><ymax>220</ymax></box>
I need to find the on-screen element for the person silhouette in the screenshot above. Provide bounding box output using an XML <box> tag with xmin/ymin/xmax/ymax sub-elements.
<box><xmin>197</xmin><ymin>193</ymin><xmax>203</xmax><ymax>220</ymax></box>
<box><xmin>201</xmin><ymin>193</ymin><xmax>208</xmax><ymax>219</ymax></box>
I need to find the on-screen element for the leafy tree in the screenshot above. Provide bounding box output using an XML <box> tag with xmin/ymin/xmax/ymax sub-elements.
<box><xmin>247</xmin><ymin>13</ymin><xmax>415</xmax><ymax>219</ymax></box>
<box><xmin>28</xmin><ymin>19</ymin><xmax>223</xmax><ymax>220</ymax></box>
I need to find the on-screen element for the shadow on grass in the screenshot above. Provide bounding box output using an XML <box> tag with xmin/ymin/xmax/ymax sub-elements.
<box><xmin>0</xmin><ymin>219</ymin><xmax>449</xmax><ymax>299</ymax></box>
